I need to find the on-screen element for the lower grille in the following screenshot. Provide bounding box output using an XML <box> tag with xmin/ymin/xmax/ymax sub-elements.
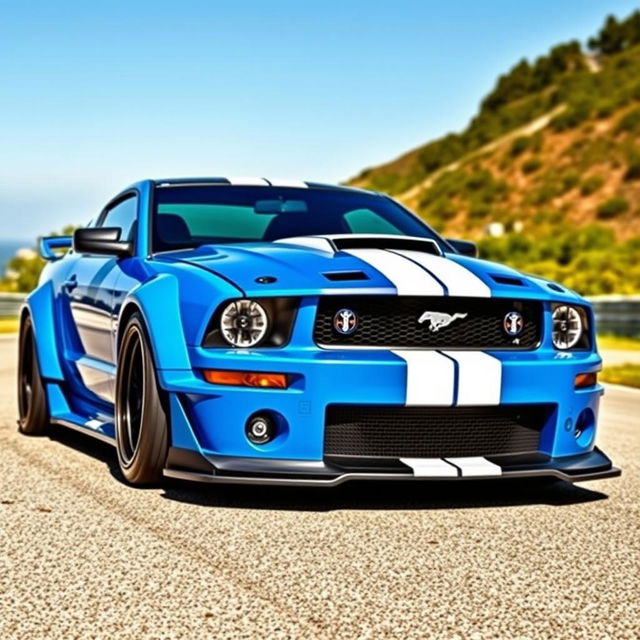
<box><xmin>324</xmin><ymin>405</ymin><xmax>552</xmax><ymax>459</ymax></box>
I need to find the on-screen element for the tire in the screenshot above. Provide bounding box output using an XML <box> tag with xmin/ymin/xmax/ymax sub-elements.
<box><xmin>115</xmin><ymin>313</ymin><xmax>169</xmax><ymax>485</ymax></box>
<box><xmin>17</xmin><ymin>315</ymin><xmax>49</xmax><ymax>435</ymax></box>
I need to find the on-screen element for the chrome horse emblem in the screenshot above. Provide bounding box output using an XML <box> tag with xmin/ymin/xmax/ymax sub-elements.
<box><xmin>418</xmin><ymin>311</ymin><xmax>468</xmax><ymax>332</ymax></box>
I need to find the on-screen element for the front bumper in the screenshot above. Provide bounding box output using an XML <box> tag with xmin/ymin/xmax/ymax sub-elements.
<box><xmin>164</xmin><ymin>447</ymin><xmax>620</xmax><ymax>486</ymax></box>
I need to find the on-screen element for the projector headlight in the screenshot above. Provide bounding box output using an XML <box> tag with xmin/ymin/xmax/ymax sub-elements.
<box><xmin>551</xmin><ymin>304</ymin><xmax>583</xmax><ymax>350</ymax></box>
<box><xmin>220</xmin><ymin>299</ymin><xmax>269</xmax><ymax>348</ymax></box>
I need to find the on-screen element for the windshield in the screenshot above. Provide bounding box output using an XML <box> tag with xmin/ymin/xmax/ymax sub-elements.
<box><xmin>152</xmin><ymin>185</ymin><xmax>445</xmax><ymax>252</ymax></box>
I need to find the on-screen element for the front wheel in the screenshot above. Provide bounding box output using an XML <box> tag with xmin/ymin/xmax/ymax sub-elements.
<box><xmin>115</xmin><ymin>313</ymin><xmax>169</xmax><ymax>485</ymax></box>
<box><xmin>17</xmin><ymin>315</ymin><xmax>49</xmax><ymax>435</ymax></box>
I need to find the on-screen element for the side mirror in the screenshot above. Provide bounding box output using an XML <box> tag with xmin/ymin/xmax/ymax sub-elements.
<box><xmin>73</xmin><ymin>227</ymin><xmax>133</xmax><ymax>257</ymax></box>
<box><xmin>446</xmin><ymin>238</ymin><xmax>478</xmax><ymax>258</ymax></box>
<box><xmin>40</xmin><ymin>236</ymin><xmax>72</xmax><ymax>261</ymax></box>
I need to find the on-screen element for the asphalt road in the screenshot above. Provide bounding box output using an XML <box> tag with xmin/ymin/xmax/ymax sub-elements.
<box><xmin>1</xmin><ymin>334</ymin><xmax>638</xmax><ymax>640</ymax></box>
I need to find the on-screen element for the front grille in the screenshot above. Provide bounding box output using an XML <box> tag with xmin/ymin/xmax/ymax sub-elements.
<box><xmin>314</xmin><ymin>296</ymin><xmax>541</xmax><ymax>349</ymax></box>
<box><xmin>324</xmin><ymin>405</ymin><xmax>552</xmax><ymax>459</ymax></box>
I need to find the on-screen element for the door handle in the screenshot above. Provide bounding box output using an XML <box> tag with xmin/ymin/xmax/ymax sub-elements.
<box><xmin>63</xmin><ymin>275</ymin><xmax>78</xmax><ymax>292</ymax></box>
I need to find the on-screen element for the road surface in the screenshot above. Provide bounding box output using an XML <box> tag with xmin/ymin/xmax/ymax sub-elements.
<box><xmin>0</xmin><ymin>335</ymin><xmax>638</xmax><ymax>639</ymax></box>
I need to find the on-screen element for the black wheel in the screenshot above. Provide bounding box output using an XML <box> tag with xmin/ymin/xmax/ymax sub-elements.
<box><xmin>115</xmin><ymin>313</ymin><xmax>169</xmax><ymax>485</ymax></box>
<box><xmin>17</xmin><ymin>315</ymin><xmax>49</xmax><ymax>435</ymax></box>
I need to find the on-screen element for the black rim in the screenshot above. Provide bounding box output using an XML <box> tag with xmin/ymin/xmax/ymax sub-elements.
<box><xmin>18</xmin><ymin>326</ymin><xmax>34</xmax><ymax>423</ymax></box>
<box><xmin>118</xmin><ymin>327</ymin><xmax>145</xmax><ymax>465</ymax></box>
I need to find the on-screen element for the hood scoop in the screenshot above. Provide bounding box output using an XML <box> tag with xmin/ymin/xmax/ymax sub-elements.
<box><xmin>276</xmin><ymin>234</ymin><xmax>442</xmax><ymax>256</ymax></box>
<box><xmin>322</xmin><ymin>270</ymin><xmax>369</xmax><ymax>282</ymax></box>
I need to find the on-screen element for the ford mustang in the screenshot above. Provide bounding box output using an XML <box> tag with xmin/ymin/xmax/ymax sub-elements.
<box><xmin>18</xmin><ymin>177</ymin><xmax>621</xmax><ymax>485</ymax></box>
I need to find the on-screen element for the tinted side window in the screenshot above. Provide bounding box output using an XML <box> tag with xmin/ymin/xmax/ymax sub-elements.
<box><xmin>100</xmin><ymin>196</ymin><xmax>138</xmax><ymax>242</ymax></box>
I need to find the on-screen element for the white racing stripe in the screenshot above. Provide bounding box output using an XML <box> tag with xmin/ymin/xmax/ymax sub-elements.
<box><xmin>442</xmin><ymin>350</ymin><xmax>502</xmax><ymax>405</ymax></box>
<box><xmin>227</xmin><ymin>176</ymin><xmax>270</xmax><ymax>186</ymax></box>
<box><xmin>346</xmin><ymin>249</ymin><xmax>445</xmax><ymax>295</ymax></box>
<box><xmin>275</xmin><ymin>236</ymin><xmax>335</xmax><ymax>252</ymax></box>
<box><xmin>392</xmin><ymin>350</ymin><xmax>455</xmax><ymax>405</ymax></box>
<box><xmin>395</xmin><ymin>250</ymin><xmax>491</xmax><ymax>297</ymax></box>
<box><xmin>445</xmin><ymin>457</ymin><xmax>502</xmax><ymax>477</ymax></box>
<box><xmin>267</xmin><ymin>178</ymin><xmax>308</xmax><ymax>188</ymax></box>
<box><xmin>400</xmin><ymin>458</ymin><xmax>458</xmax><ymax>477</ymax></box>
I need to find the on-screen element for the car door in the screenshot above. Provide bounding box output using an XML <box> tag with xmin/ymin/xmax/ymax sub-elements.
<box><xmin>66</xmin><ymin>193</ymin><xmax>138</xmax><ymax>402</ymax></box>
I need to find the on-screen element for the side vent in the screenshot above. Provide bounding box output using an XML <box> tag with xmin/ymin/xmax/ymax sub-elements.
<box><xmin>491</xmin><ymin>274</ymin><xmax>526</xmax><ymax>287</ymax></box>
<box><xmin>323</xmin><ymin>271</ymin><xmax>369</xmax><ymax>282</ymax></box>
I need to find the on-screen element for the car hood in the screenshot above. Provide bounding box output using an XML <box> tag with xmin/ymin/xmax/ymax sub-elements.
<box><xmin>155</xmin><ymin>235</ymin><xmax>583</xmax><ymax>302</ymax></box>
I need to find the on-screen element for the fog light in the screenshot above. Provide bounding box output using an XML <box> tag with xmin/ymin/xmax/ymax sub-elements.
<box><xmin>575</xmin><ymin>372</ymin><xmax>597</xmax><ymax>389</ymax></box>
<box><xmin>246</xmin><ymin>414</ymin><xmax>276</xmax><ymax>445</ymax></box>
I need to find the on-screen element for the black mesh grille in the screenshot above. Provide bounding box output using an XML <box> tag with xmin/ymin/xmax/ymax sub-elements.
<box><xmin>324</xmin><ymin>405</ymin><xmax>551</xmax><ymax>458</ymax></box>
<box><xmin>314</xmin><ymin>296</ymin><xmax>541</xmax><ymax>349</ymax></box>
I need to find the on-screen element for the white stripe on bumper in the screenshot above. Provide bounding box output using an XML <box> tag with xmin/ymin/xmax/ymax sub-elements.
<box><xmin>346</xmin><ymin>248</ymin><xmax>445</xmax><ymax>295</ymax></box>
<box><xmin>445</xmin><ymin>457</ymin><xmax>502</xmax><ymax>477</ymax></box>
<box><xmin>400</xmin><ymin>458</ymin><xmax>459</xmax><ymax>477</ymax></box>
<box><xmin>394</xmin><ymin>250</ymin><xmax>491</xmax><ymax>297</ymax></box>
<box><xmin>442</xmin><ymin>350</ymin><xmax>502</xmax><ymax>405</ymax></box>
<box><xmin>392</xmin><ymin>350</ymin><xmax>455</xmax><ymax>405</ymax></box>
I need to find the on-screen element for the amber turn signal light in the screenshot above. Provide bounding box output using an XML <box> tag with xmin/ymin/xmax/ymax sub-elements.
<box><xmin>574</xmin><ymin>372</ymin><xmax>597</xmax><ymax>389</ymax></box>
<box><xmin>204</xmin><ymin>369</ymin><xmax>289</xmax><ymax>389</ymax></box>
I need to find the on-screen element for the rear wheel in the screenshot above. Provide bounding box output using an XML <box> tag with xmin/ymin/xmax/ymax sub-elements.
<box><xmin>17</xmin><ymin>315</ymin><xmax>49</xmax><ymax>435</ymax></box>
<box><xmin>115</xmin><ymin>313</ymin><xmax>169</xmax><ymax>485</ymax></box>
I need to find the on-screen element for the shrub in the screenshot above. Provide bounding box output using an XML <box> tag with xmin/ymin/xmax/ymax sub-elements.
<box><xmin>616</xmin><ymin>107</ymin><xmax>640</xmax><ymax>133</ymax></box>
<box><xmin>509</xmin><ymin>135</ymin><xmax>531</xmax><ymax>156</ymax></box>
<box><xmin>580</xmin><ymin>175</ymin><xmax>604</xmax><ymax>195</ymax></box>
<box><xmin>522</xmin><ymin>157</ymin><xmax>542</xmax><ymax>174</ymax></box>
<box><xmin>624</xmin><ymin>150</ymin><xmax>640</xmax><ymax>180</ymax></box>
<box><xmin>597</xmin><ymin>196</ymin><xmax>630</xmax><ymax>219</ymax></box>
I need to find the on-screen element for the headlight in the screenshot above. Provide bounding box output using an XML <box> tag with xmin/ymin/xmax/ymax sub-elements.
<box><xmin>551</xmin><ymin>304</ymin><xmax>583</xmax><ymax>349</ymax></box>
<box><xmin>220</xmin><ymin>300</ymin><xmax>269</xmax><ymax>348</ymax></box>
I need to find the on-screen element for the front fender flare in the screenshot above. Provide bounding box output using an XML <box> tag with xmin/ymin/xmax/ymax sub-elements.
<box><xmin>118</xmin><ymin>274</ymin><xmax>191</xmax><ymax>371</ymax></box>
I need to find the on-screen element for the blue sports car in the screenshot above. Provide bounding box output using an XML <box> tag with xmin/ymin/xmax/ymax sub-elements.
<box><xmin>18</xmin><ymin>177</ymin><xmax>620</xmax><ymax>485</ymax></box>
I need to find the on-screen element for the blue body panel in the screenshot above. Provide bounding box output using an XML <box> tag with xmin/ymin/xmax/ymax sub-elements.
<box><xmin>26</xmin><ymin>178</ymin><xmax>617</xmax><ymax>484</ymax></box>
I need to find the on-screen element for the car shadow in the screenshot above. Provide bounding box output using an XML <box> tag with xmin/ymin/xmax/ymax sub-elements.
<box><xmin>160</xmin><ymin>476</ymin><xmax>608</xmax><ymax>512</ymax></box>
<box><xmin>47</xmin><ymin>426</ymin><xmax>610</xmax><ymax>512</ymax></box>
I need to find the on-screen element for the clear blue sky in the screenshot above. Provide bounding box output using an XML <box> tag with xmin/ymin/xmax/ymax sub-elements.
<box><xmin>1</xmin><ymin>0</ymin><xmax>638</xmax><ymax>240</ymax></box>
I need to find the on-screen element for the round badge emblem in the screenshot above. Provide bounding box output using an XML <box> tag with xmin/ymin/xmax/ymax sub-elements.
<box><xmin>503</xmin><ymin>310</ymin><xmax>524</xmax><ymax>337</ymax></box>
<box><xmin>333</xmin><ymin>308</ymin><xmax>358</xmax><ymax>335</ymax></box>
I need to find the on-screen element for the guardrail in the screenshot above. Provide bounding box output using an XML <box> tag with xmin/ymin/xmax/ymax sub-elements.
<box><xmin>0</xmin><ymin>293</ymin><xmax>25</xmax><ymax>317</ymax></box>
<box><xmin>0</xmin><ymin>293</ymin><xmax>639</xmax><ymax>336</ymax></box>
<box><xmin>588</xmin><ymin>295</ymin><xmax>640</xmax><ymax>338</ymax></box>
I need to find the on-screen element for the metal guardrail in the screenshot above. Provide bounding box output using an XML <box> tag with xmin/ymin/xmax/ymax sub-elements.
<box><xmin>0</xmin><ymin>293</ymin><xmax>639</xmax><ymax>336</ymax></box>
<box><xmin>0</xmin><ymin>293</ymin><xmax>25</xmax><ymax>317</ymax></box>
<box><xmin>588</xmin><ymin>295</ymin><xmax>640</xmax><ymax>338</ymax></box>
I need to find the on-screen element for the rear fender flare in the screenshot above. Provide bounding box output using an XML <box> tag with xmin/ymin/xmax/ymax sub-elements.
<box><xmin>24</xmin><ymin>281</ymin><xmax>65</xmax><ymax>381</ymax></box>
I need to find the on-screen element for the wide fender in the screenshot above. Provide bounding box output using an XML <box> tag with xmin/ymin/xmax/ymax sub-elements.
<box><xmin>119</xmin><ymin>274</ymin><xmax>191</xmax><ymax>371</ymax></box>
<box><xmin>25</xmin><ymin>281</ymin><xmax>65</xmax><ymax>381</ymax></box>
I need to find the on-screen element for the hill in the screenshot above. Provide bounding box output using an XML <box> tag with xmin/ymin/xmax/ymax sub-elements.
<box><xmin>349</xmin><ymin>12</ymin><xmax>640</xmax><ymax>295</ymax></box>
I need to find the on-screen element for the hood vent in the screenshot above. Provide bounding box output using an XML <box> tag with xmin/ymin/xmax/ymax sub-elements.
<box><xmin>276</xmin><ymin>234</ymin><xmax>442</xmax><ymax>255</ymax></box>
<box><xmin>491</xmin><ymin>274</ymin><xmax>526</xmax><ymax>287</ymax></box>
<box><xmin>547</xmin><ymin>283</ymin><xmax>565</xmax><ymax>293</ymax></box>
<box><xmin>331</xmin><ymin>235</ymin><xmax>441</xmax><ymax>255</ymax></box>
<box><xmin>323</xmin><ymin>270</ymin><xmax>369</xmax><ymax>282</ymax></box>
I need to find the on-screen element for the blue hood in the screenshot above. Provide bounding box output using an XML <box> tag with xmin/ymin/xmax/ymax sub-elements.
<box><xmin>155</xmin><ymin>238</ymin><xmax>583</xmax><ymax>302</ymax></box>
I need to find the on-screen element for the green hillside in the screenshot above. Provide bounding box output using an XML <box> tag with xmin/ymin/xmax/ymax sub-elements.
<box><xmin>349</xmin><ymin>12</ymin><xmax>640</xmax><ymax>295</ymax></box>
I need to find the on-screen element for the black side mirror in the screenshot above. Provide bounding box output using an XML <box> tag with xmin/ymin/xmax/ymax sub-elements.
<box><xmin>446</xmin><ymin>238</ymin><xmax>478</xmax><ymax>258</ymax></box>
<box><xmin>73</xmin><ymin>227</ymin><xmax>133</xmax><ymax>257</ymax></box>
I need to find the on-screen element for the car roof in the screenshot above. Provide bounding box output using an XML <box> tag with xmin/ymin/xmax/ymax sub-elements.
<box><xmin>150</xmin><ymin>177</ymin><xmax>376</xmax><ymax>195</ymax></box>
